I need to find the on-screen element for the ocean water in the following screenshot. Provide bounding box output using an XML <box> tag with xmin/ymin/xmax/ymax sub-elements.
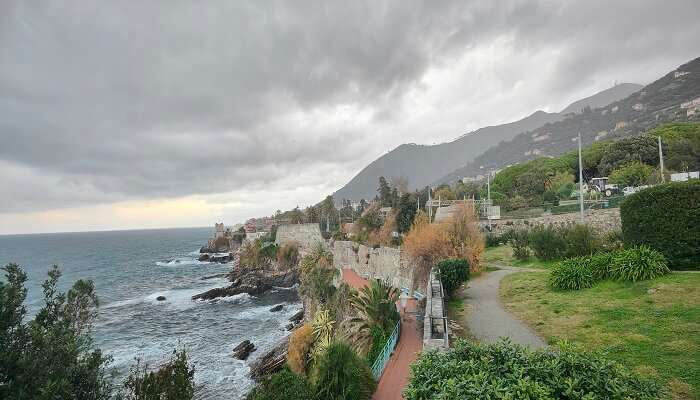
<box><xmin>0</xmin><ymin>227</ymin><xmax>300</xmax><ymax>399</ymax></box>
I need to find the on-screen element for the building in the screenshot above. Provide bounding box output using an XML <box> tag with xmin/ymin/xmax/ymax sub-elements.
<box><xmin>214</xmin><ymin>222</ymin><xmax>225</xmax><ymax>239</ymax></box>
<box><xmin>671</xmin><ymin>171</ymin><xmax>700</xmax><ymax>182</ymax></box>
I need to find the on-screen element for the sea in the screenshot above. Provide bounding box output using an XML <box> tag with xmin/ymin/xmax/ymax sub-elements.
<box><xmin>0</xmin><ymin>227</ymin><xmax>301</xmax><ymax>399</ymax></box>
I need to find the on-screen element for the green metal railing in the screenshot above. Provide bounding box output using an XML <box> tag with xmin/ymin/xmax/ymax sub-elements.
<box><xmin>370</xmin><ymin>319</ymin><xmax>401</xmax><ymax>380</ymax></box>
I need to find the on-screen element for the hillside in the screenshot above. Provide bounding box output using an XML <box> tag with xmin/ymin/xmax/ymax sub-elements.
<box><xmin>437</xmin><ymin>57</ymin><xmax>700</xmax><ymax>185</ymax></box>
<box><xmin>333</xmin><ymin>84</ymin><xmax>641</xmax><ymax>202</ymax></box>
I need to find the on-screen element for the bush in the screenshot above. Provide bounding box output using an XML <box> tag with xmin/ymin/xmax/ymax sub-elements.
<box><xmin>549</xmin><ymin>257</ymin><xmax>597</xmax><ymax>290</ymax></box>
<box><xmin>435</xmin><ymin>258</ymin><xmax>470</xmax><ymax>296</ymax></box>
<box><xmin>404</xmin><ymin>340</ymin><xmax>662</xmax><ymax>400</ymax></box>
<box><xmin>621</xmin><ymin>180</ymin><xmax>700</xmax><ymax>269</ymax></box>
<box><xmin>287</xmin><ymin>324</ymin><xmax>314</xmax><ymax>375</ymax></box>
<box><xmin>312</xmin><ymin>341</ymin><xmax>375</xmax><ymax>400</ymax></box>
<box><xmin>608</xmin><ymin>246</ymin><xmax>670</xmax><ymax>282</ymax></box>
<box><xmin>508</xmin><ymin>229</ymin><xmax>530</xmax><ymax>261</ymax></box>
<box><xmin>246</xmin><ymin>368</ymin><xmax>313</xmax><ymax>400</ymax></box>
<box><xmin>120</xmin><ymin>349</ymin><xmax>195</xmax><ymax>400</ymax></box>
<box><xmin>277</xmin><ymin>242</ymin><xmax>299</xmax><ymax>268</ymax></box>
<box><xmin>562</xmin><ymin>223</ymin><xmax>599</xmax><ymax>258</ymax></box>
<box><xmin>528</xmin><ymin>225</ymin><xmax>567</xmax><ymax>260</ymax></box>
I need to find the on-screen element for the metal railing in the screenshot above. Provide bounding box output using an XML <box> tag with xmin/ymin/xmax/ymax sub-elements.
<box><xmin>370</xmin><ymin>319</ymin><xmax>401</xmax><ymax>380</ymax></box>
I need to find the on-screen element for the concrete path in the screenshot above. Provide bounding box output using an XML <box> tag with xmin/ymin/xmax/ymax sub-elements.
<box><xmin>340</xmin><ymin>269</ymin><xmax>422</xmax><ymax>400</ymax></box>
<box><xmin>464</xmin><ymin>266</ymin><xmax>545</xmax><ymax>349</ymax></box>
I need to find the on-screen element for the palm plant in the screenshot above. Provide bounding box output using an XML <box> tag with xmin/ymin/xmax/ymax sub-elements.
<box><xmin>348</xmin><ymin>279</ymin><xmax>399</xmax><ymax>352</ymax></box>
<box><xmin>310</xmin><ymin>308</ymin><xmax>335</xmax><ymax>363</ymax></box>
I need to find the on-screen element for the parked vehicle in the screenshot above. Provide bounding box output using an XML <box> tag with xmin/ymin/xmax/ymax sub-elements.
<box><xmin>589</xmin><ymin>177</ymin><xmax>620</xmax><ymax>197</ymax></box>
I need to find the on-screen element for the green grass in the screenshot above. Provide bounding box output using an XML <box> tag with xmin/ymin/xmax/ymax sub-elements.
<box><xmin>483</xmin><ymin>245</ymin><xmax>555</xmax><ymax>269</ymax></box>
<box><xmin>501</xmin><ymin>271</ymin><xmax>700</xmax><ymax>399</ymax></box>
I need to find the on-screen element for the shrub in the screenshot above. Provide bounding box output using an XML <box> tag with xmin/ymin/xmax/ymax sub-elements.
<box><xmin>287</xmin><ymin>324</ymin><xmax>314</xmax><ymax>375</ymax></box>
<box><xmin>608</xmin><ymin>246</ymin><xmax>670</xmax><ymax>282</ymax></box>
<box><xmin>365</xmin><ymin>326</ymin><xmax>388</xmax><ymax>366</ymax></box>
<box><xmin>312</xmin><ymin>342</ymin><xmax>375</xmax><ymax>400</ymax></box>
<box><xmin>528</xmin><ymin>225</ymin><xmax>567</xmax><ymax>260</ymax></box>
<box><xmin>435</xmin><ymin>258</ymin><xmax>470</xmax><ymax>296</ymax></box>
<box><xmin>349</xmin><ymin>279</ymin><xmax>399</xmax><ymax>352</ymax></box>
<box><xmin>246</xmin><ymin>368</ymin><xmax>313</xmax><ymax>400</ymax></box>
<box><xmin>621</xmin><ymin>180</ymin><xmax>700</xmax><ymax>269</ymax></box>
<box><xmin>121</xmin><ymin>349</ymin><xmax>195</xmax><ymax>400</ymax></box>
<box><xmin>277</xmin><ymin>242</ymin><xmax>299</xmax><ymax>268</ymax></box>
<box><xmin>549</xmin><ymin>257</ymin><xmax>597</xmax><ymax>290</ymax></box>
<box><xmin>508</xmin><ymin>229</ymin><xmax>530</xmax><ymax>261</ymax></box>
<box><xmin>562</xmin><ymin>223</ymin><xmax>599</xmax><ymax>258</ymax></box>
<box><xmin>404</xmin><ymin>340</ymin><xmax>662</xmax><ymax>400</ymax></box>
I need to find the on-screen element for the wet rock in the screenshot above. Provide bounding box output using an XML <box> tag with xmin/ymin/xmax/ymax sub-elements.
<box><xmin>192</xmin><ymin>260</ymin><xmax>298</xmax><ymax>300</ymax></box>
<box><xmin>285</xmin><ymin>323</ymin><xmax>295</xmax><ymax>331</ymax></box>
<box><xmin>232</xmin><ymin>340</ymin><xmax>256</xmax><ymax>360</ymax></box>
<box><xmin>200</xmin><ymin>273</ymin><xmax>228</xmax><ymax>281</ymax></box>
<box><xmin>249</xmin><ymin>336</ymin><xmax>288</xmax><ymax>380</ymax></box>
<box><xmin>156</xmin><ymin>296</ymin><xmax>166</xmax><ymax>301</ymax></box>
<box><xmin>198</xmin><ymin>254</ymin><xmax>210</xmax><ymax>262</ymax></box>
<box><xmin>289</xmin><ymin>310</ymin><xmax>304</xmax><ymax>323</ymax></box>
<box><xmin>269</xmin><ymin>304</ymin><xmax>284</xmax><ymax>312</ymax></box>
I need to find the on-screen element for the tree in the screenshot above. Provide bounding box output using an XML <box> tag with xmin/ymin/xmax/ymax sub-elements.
<box><xmin>390</xmin><ymin>176</ymin><xmax>409</xmax><ymax>194</ymax></box>
<box><xmin>349</xmin><ymin>279</ymin><xmax>399</xmax><ymax>351</ymax></box>
<box><xmin>1</xmin><ymin>264</ymin><xmax>112</xmax><ymax>400</ymax></box>
<box><xmin>246</xmin><ymin>368</ymin><xmax>313</xmax><ymax>400</ymax></box>
<box><xmin>395</xmin><ymin>193</ymin><xmax>417</xmax><ymax>233</ymax></box>
<box><xmin>120</xmin><ymin>349</ymin><xmax>195</xmax><ymax>400</ymax></box>
<box><xmin>443</xmin><ymin>205</ymin><xmax>484</xmax><ymax>272</ymax></box>
<box><xmin>609</xmin><ymin>161</ymin><xmax>655</xmax><ymax>187</ymax></box>
<box><xmin>377</xmin><ymin>177</ymin><xmax>392</xmax><ymax>207</ymax></box>
<box><xmin>598</xmin><ymin>135</ymin><xmax>659</xmax><ymax>176</ymax></box>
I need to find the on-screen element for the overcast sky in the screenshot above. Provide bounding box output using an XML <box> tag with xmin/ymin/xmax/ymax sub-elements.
<box><xmin>1</xmin><ymin>1</ymin><xmax>699</xmax><ymax>234</ymax></box>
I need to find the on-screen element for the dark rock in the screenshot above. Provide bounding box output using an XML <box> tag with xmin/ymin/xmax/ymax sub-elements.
<box><xmin>286</xmin><ymin>323</ymin><xmax>295</xmax><ymax>331</ymax></box>
<box><xmin>191</xmin><ymin>260</ymin><xmax>299</xmax><ymax>301</ymax></box>
<box><xmin>232</xmin><ymin>340</ymin><xmax>256</xmax><ymax>360</ymax></box>
<box><xmin>199</xmin><ymin>245</ymin><xmax>209</xmax><ymax>254</ymax></box>
<box><xmin>289</xmin><ymin>310</ymin><xmax>304</xmax><ymax>323</ymax></box>
<box><xmin>269</xmin><ymin>304</ymin><xmax>284</xmax><ymax>312</ymax></box>
<box><xmin>200</xmin><ymin>273</ymin><xmax>228</xmax><ymax>281</ymax></box>
<box><xmin>250</xmin><ymin>336</ymin><xmax>289</xmax><ymax>380</ymax></box>
<box><xmin>198</xmin><ymin>254</ymin><xmax>210</xmax><ymax>262</ymax></box>
<box><xmin>156</xmin><ymin>296</ymin><xmax>166</xmax><ymax>301</ymax></box>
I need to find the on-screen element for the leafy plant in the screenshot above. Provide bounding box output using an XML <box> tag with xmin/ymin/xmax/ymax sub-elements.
<box><xmin>549</xmin><ymin>257</ymin><xmax>597</xmax><ymax>290</ymax></box>
<box><xmin>120</xmin><ymin>349</ymin><xmax>195</xmax><ymax>400</ymax></box>
<box><xmin>528</xmin><ymin>225</ymin><xmax>567</xmax><ymax>260</ymax></box>
<box><xmin>277</xmin><ymin>242</ymin><xmax>299</xmax><ymax>268</ymax></box>
<box><xmin>508</xmin><ymin>229</ymin><xmax>531</xmax><ymax>261</ymax></box>
<box><xmin>246</xmin><ymin>368</ymin><xmax>313</xmax><ymax>400</ymax></box>
<box><xmin>621</xmin><ymin>180</ymin><xmax>700</xmax><ymax>269</ymax></box>
<box><xmin>312</xmin><ymin>341</ymin><xmax>375</xmax><ymax>400</ymax></box>
<box><xmin>405</xmin><ymin>339</ymin><xmax>662</xmax><ymax>400</ymax></box>
<box><xmin>562</xmin><ymin>223</ymin><xmax>599</xmax><ymax>258</ymax></box>
<box><xmin>608</xmin><ymin>246</ymin><xmax>670</xmax><ymax>282</ymax></box>
<box><xmin>310</xmin><ymin>309</ymin><xmax>335</xmax><ymax>362</ymax></box>
<box><xmin>435</xmin><ymin>258</ymin><xmax>469</xmax><ymax>296</ymax></box>
<box><xmin>349</xmin><ymin>279</ymin><xmax>399</xmax><ymax>352</ymax></box>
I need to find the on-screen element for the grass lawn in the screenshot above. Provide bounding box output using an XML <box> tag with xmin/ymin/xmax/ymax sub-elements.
<box><xmin>501</xmin><ymin>271</ymin><xmax>700</xmax><ymax>399</ymax></box>
<box><xmin>483</xmin><ymin>245</ymin><xmax>555</xmax><ymax>269</ymax></box>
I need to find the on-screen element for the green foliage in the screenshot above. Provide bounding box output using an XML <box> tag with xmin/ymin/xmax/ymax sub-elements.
<box><xmin>395</xmin><ymin>193</ymin><xmax>417</xmax><ymax>233</ymax></box>
<box><xmin>349</xmin><ymin>279</ymin><xmax>399</xmax><ymax>351</ymax></box>
<box><xmin>364</xmin><ymin>326</ymin><xmax>388</xmax><ymax>366</ymax></box>
<box><xmin>609</xmin><ymin>160</ymin><xmax>655</xmax><ymax>187</ymax></box>
<box><xmin>435</xmin><ymin>258</ymin><xmax>470</xmax><ymax>296</ymax></box>
<box><xmin>240</xmin><ymin>239</ymin><xmax>277</xmax><ymax>268</ymax></box>
<box><xmin>312</xmin><ymin>341</ymin><xmax>375</xmax><ymax>400</ymax></box>
<box><xmin>562</xmin><ymin>223</ymin><xmax>599</xmax><ymax>258</ymax></box>
<box><xmin>377</xmin><ymin>176</ymin><xmax>393</xmax><ymax>207</ymax></box>
<box><xmin>246</xmin><ymin>368</ymin><xmax>313</xmax><ymax>400</ymax></box>
<box><xmin>549</xmin><ymin>256</ymin><xmax>598</xmax><ymax>290</ymax></box>
<box><xmin>608</xmin><ymin>246</ymin><xmax>670</xmax><ymax>282</ymax></box>
<box><xmin>276</xmin><ymin>242</ymin><xmax>299</xmax><ymax>268</ymax></box>
<box><xmin>621</xmin><ymin>180</ymin><xmax>700</xmax><ymax>268</ymax></box>
<box><xmin>598</xmin><ymin>135</ymin><xmax>659</xmax><ymax>176</ymax></box>
<box><xmin>0</xmin><ymin>264</ymin><xmax>112</xmax><ymax>400</ymax></box>
<box><xmin>404</xmin><ymin>339</ymin><xmax>662</xmax><ymax>400</ymax></box>
<box><xmin>507</xmin><ymin>229</ymin><xmax>531</xmax><ymax>261</ymax></box>
<box><xmin>120</xmin><ymin>349</ymin><xmax>195</xmax><ymax>400</ymax></box>
<box><xmin>528</xmin><ymin>225</ymin><xmax>568</xmax><ymax>261</ymax></box>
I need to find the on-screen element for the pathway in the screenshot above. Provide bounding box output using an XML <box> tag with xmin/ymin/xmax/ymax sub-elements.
<box><xmin>340</xmin><ymin>269</ymin><xmax>422</xmax><ymax>400</ymax></box>
<box><xmin>462</xmin><ymin>266</ymin><xmax>545</xmax><ymax>349</ymax></box>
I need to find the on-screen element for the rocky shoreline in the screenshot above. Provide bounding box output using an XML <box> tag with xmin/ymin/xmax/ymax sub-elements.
<box><xmin>192</xmin><ymin>259</ymin><xmax>298</xmax><ymax>300</ymax></box>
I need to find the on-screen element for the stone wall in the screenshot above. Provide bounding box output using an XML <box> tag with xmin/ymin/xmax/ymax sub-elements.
<box><xmin>482</xmin><ymin>208</ymin><xmax>621</xmax><ymax>235</ymax></box>
<box><xmin>275</xmin><ymin>223</ymin><xmax>325</xmax><ymax>254</ymax></box>
<box><xmin>331</xmin><ymin>241</ymin><xmax>418</xmax><ymax>293</ymax></box>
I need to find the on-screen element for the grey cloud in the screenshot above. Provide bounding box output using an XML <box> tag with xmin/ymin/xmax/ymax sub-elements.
<box><xmin>1</xmin><ymin>0</ymin><xmax>699</xmax><ymax>214</ymax></box>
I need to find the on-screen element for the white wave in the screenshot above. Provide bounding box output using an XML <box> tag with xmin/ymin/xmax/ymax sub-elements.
<box><xmin>155</xmin><ymin>257</ymin><xmax>212</xmax><ymax>267</ymax></box>
<box><xmin>216</xmin><ymin>293</ymin><xmax>253</xmax><ymax>304</ymax></box>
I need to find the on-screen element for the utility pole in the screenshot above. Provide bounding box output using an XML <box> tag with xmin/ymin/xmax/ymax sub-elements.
<box><xmin>658</xmin><ymin>136</ymin><xmax>665</xmax><ymax>183</ymax></box>
<box><xmin>487</xmin><ymin>172</ymin><xmax>492</xmax><ymax>231</ymax></box>
<box><xmin>427</xmin><ymin>189</ymin><xmax>432</xmax><ymax>222</ymax></box>
<box><xmin>578</xmin><ymin>132</ymin><xmax>585</xmax><ymax>224</ymax></box>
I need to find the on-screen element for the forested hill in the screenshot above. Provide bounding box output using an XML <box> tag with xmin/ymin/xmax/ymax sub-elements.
<box><xmin>332</xmin><ymin>83</ymin><xmax>641</xmax><ymax>202</ymax></box>
<box><xmin>437</xmin><ymin>57</ymin><xmax>700</xmax><ymax>185</ymax></box>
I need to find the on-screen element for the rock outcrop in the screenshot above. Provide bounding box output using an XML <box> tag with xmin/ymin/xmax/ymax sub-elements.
<box><xmin>249</xmin><ymin>336</ymin><xmax>289</xmax><ymax>380</ymax></box>
<box><xmin>191</xmin><ymin>261</ymin><xmax>298</xmax><ymax>300</ymax></box>
<box><xmin>232</xmin><ymin>340</ymin><xmax>256</xmax><ymax>360</ymax></box>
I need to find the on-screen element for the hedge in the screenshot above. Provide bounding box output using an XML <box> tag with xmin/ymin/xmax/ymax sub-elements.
<box><xmin>620</xmin><ymin>180</ymin><xmax>700</xmax><ymax>269</ymax></box>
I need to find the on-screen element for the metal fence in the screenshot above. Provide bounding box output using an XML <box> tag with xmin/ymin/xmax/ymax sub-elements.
<box><xmin>370</xmin><ymin>319</ymin><xmax>401</xmax><ymax>380</ymax></box>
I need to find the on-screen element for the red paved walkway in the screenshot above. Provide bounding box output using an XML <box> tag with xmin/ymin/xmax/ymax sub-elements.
<box><xmin>340</xmin><ymin>269</ymin><xmax>422</xmax><ymax>400</ymax></box>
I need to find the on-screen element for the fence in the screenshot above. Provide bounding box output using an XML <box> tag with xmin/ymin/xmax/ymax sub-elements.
<box><xmin>370</xmin><ymin>319</ymin><xmax>401</xmax><ymax>380</ymax></box>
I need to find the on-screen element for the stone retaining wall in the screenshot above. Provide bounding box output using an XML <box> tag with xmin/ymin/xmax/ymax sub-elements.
<box><xmin>331</xmin><ymin>241</ymin><xmax>417</xmax><ymax>293</ymax></box>
<box><xmin>482</xmin><ymin>208</ymin><xmax>621</xmax><ymax>235</ymax></box>
<box><xmin>275</xmin><ymin>223</ymin><xmax>325</xmax><ymax>254</ymax></box>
